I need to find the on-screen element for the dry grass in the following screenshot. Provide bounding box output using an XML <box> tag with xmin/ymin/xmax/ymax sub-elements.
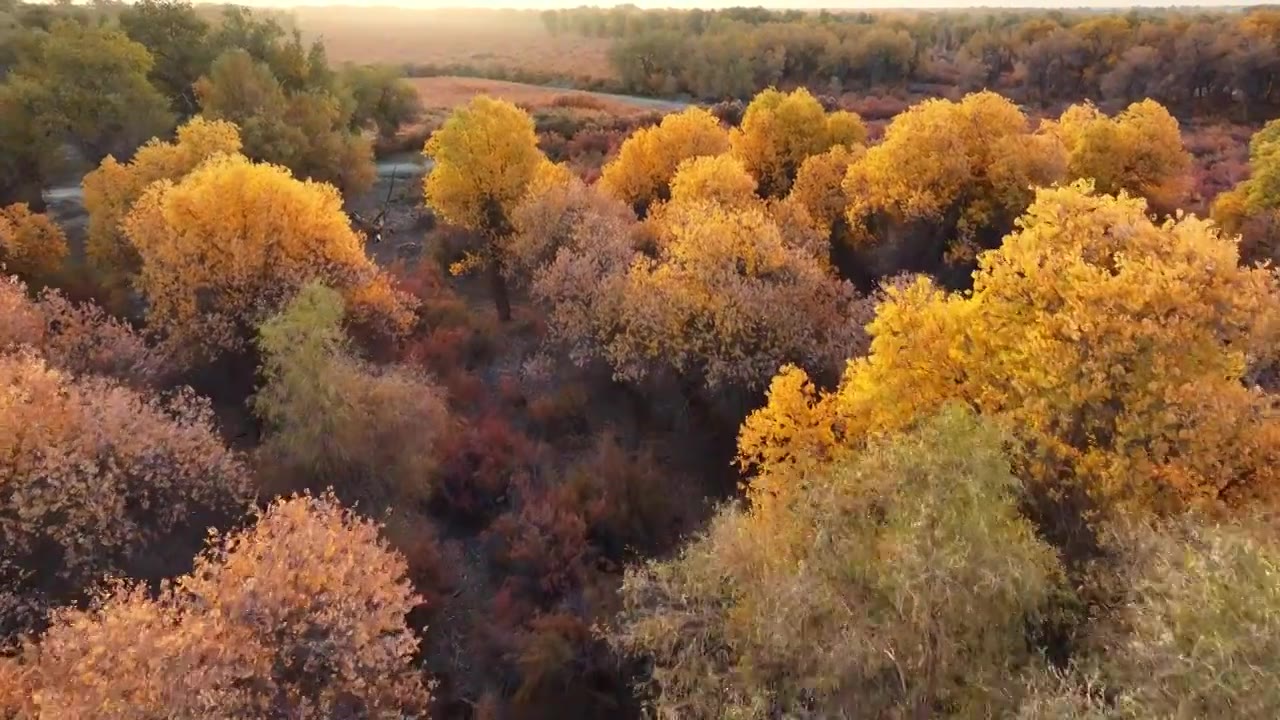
<box><xmin>407</xmin><ymin>77</ymin><xmax>645</xmax><ymax>116</ymax></box>
<box><xmin>294</xmin><ymin>7</ymin><xmax>614</xmax><ymax>80</ymax></box>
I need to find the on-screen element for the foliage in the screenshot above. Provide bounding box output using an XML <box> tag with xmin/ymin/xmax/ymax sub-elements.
<box><xmin>0</xmin><ymin>351</ymin><xmax>251</xmax><ymax>589</ymax></box>
<box><xmin>118</xmin><ymin>0</ymin><xmax>214</xmax><ymax>116</ymax></box>
<box><xmin>0</xmin><ymin>275</ymin><xmax>166</xmax><ymax>386</ymax></box>
<box><xmin>1047</xmin><ymin>100</ymin><xmax>1192</xmax><ymax>214</ymax></box>
<box><xmin>424</xmin><ymin>95</ymin><xmax>553</xmax><ymax>319</ymax></box>
<box><xmin>614</xmin><ymin>407</ymin><xmax>1064</xmax><ymax>719</ymax></box>
<box><xmin>598</xmin><ymin>106</ymin><xmax>729</xmax><ymax>215</ymax></box>
<box><xmin>1212</xmin><ymin>118</ymin><xmax>1280</xmax><ymax>264</ymax></box>
<box><xmin>196</xmin><ymin>48</ymin><xmax>375</xmax><ymax>195</ymax></box>
<box><xmin>843</xmin><ymin>91</ymin><xmax>1066</xmax><ymax>271</ymax></box>
<box><xmin>342</xmin><ymin>63</ymin><xmax>422</xmax><ymax>138</ymax></box>
<box><xmin>0</xmin><ymin>203</ymin><xmax>66</xmax><ymax>284</ymax></box>
<box><xmin>729</xmin><ymin>87</ymin><xmax>866</xmax><ymax>197</ymax></box>
<box><xmin>742</xmin><ymin>182</ymin><xmax>1280</xmax><ymax>518</ymax></box>
<box><xmin>253</xmin><ymin>283</ymin><xmax>451</xmax><ymax>512</ymax></box>
<box><xmin>6</xmin><ymin>20</ymin><xmax>174</xmax><ymax>164</ymax></box>
<box><xmin>83</xmin><ymin>116</ymin><xmax>242</xmax><ymax>288</ymax></box>
<box><xmin>6</xmin><ymin>493</ymin><xmax>430</xmax><ymax>719</ymax></box>
<box><xmin>661</xmin><ymin>153</ymin><xmax>757</xmax><ymax>210</ymax></box>
<box><xmin>123</xmin><ymin>153</ymin><xmax>412</xmax><ymax>360</ymax></box>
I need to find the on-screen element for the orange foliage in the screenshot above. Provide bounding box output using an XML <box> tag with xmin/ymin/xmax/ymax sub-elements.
<box><xmin>6</xmin><ymin>494</ymin><xmax>430</xmax><ymax>719</ymax></box>
<box><xmin>0</xmin><ymin>352</ymin><xmax>251</xmax><ymax>586</ymax></box>
<box><xmin>0</xmin><ymin>275</ymin><xmax>167</xmax><ymax>386</ymax></box>
<box><xmin>0</xmin><ymin>203</ymin><xmax>68</xmax><ymax>284</ymax></box>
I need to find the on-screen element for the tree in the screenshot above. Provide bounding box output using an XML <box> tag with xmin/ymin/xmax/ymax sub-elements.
<box><xmin>1019</xmin><ymin>517</ymin><xmax>1280</xmax><ymax>719</ymax></box>
<box><xmin>0</xmin><ymin>351</ymin><xmax>251</xmax><ymax>592</ymax></box>
<box><xmin>598</xmin><ymin>106</ymin><xmax>729</xmax><ymax>215</ymax></box>
<box><xmin>842</xmin><ymin>91</ymin><xmax>1066</xmax><ymax>280</ymax></box>
<box><xmin>83</xmin><ymin>116</ymin><xmax>242</xmax><ymax>290</ymax></box>
<box><xmin>729</xmin><ymin>87</ymin><xmax>866</xmax><ymax>197</ymax></box>
<box><xmin>196</xmin><ymin>49</ymin><xmax>375</xmax><ymax>195</ymax></box>
<box><xmin>9</xmin><ymin>20</ymin><xmax>174</xmax><ymax>165</ymax></box>
<box><xmin>5</xmin><ymin>493</ymin><xmax>430</xmax><ymax>719</ymax></box>
<box><xmin>0</xmin><ymin>76</ymin><xmax>59</xmax><ymax>210</ymax></box>
<box><xmin>1212</xmin><ymin>118</ymin><xmax>1280</xmax><ymax>264</ymax></box>
<box><xmin>342</xmin><ymin>63</ymin><xmax>422</xmax><ymax>139</ymax></box>
<box><xmin>1046</xmin><ymin>100</ymin><xmax>1192</xmax><ymax>214</ymax></box>
<box><xmin>614</xmin><ymin>407</ymin><xmax>1064</xmax><ymax>718</ymax></box>
<box><xmin>0</xmin><ymin>274</ymin><xmax>167</xmax><ymax>386</ymax></box>
<box><xmin>118</xmin><ymin>0</ymin><xmax>213</xmax><ymax>116</ymax></box>
<box><xmin>252</xmin><ymin>283</ymin><xmax>451</xmax><ymax>511</ymax></box>
<box><xmin>789</xmin><ymin>143</ymin><xmax>863</xmax><ymax>250</ymax></box>
<box><xmin>0</xmin><ymin>203</ymin><xmax>67</xmax><ymax>284</ymax></box>
<box><xmin>423</xmin><ymin>96</ymin><xmax>552</xmax><ymax>321</ymax></box>
<box><xmin>123</xmin><ymin>153</ymin><xmax>412</xmax><ymax>361</ymax></box>
<box><xmin>742</xmin><ymin>182</ymin><xmax>1280</xmax><ymax>520</ymax></box>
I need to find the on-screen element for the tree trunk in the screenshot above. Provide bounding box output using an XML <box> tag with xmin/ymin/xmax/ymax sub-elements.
<box><xmin>488</xmin><ymin>256</ymin><xmax>512</xmax><ymax>322</ymax></box>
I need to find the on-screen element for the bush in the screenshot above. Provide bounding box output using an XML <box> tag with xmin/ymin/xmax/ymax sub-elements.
<box><xmin>253</xmin><ymin>284</ymin><xmax>451</xmax><ymax>512</ymax></box>
<box><xmin>0</xmin><ymin>275</ymin><xmax>168</xmax><ymax>386</ymax></box>
<box><xmin>6</xmin><ymin>494</ymin><xmax>431</xmax><ymax>719</ymax></box>
<box><xmin>434</xmin><ymin>414</ymin><xmax>537</xmax><ymax>526</ymax></box>
<box><xmin>0</xmin><ymin>351</ymin><xmax>251</xmax><ymax>592</ymax></box>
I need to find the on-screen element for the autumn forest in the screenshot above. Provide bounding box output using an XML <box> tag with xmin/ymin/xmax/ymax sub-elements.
<box><xmin>2</xmin><ymin>2</ymin><xmax>1280</xmax><ymax>719</ymax></box>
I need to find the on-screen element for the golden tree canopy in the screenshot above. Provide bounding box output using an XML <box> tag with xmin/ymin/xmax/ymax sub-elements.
<box><xmin>0</xmin><ymin>203</ymin><xmax>67</xmax><ymax>284</ymax></box>
<box><xmin>123</xmin><ymin>153</ymin><xmax>411</xmax><ymax>359</ymax></box>
<box><xmin>1047</xmin><ymin>99</ymin><xmax>1191</xmax><ymax>214</ymax></box>
<box><xmin>730</xmin><ymin>87</ymin><xmax>867</xmax><ymax>197</ymax></box>
<box><xmin>599</xmin><ymin>106</ymin><xmax>730</xmax><ymax>214</ymax></box>
<box><xmin>423</xmin><ymin>95</ymin><xmax>546</xmax><ymax>234</ymax></box>
<box><xmin>83</xmin><ymin>116</ymin><xmax>242</xmax><ymax>284</ymax></box>
<box><xmin>743</xmin><ymin>182</ymin><xmax>1280</xmax><ymax>515</ymax></box>
<box><xmin>843</xmin><ymin>91</ymin><xmax>1066</xmax><ymax>253</ymax></box>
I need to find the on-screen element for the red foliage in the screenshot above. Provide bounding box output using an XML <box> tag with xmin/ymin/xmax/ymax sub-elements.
<box><xmin>487</xmin><ymin>481</ymin><xmax>591</xmax><ymax>603</ymax></box>
<box><xmin>433</xmin><ymin>414</ymin><xmax>536</xmax><ymax>525</ymax></box>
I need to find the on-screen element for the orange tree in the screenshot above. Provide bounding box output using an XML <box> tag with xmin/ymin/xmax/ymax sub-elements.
<box><xmin>0</xmin><ymin>203</ymin><xmax>68</xmax><ymax>285</ymax></box>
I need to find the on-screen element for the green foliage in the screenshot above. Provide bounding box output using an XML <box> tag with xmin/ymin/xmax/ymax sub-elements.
<box><xmin>8</xmin><ymin>20</ymin><xmax>174</xmax><ymax>164</ymax></box>
<box><xmin>118</xmin><ymin>0</ymin><xmax>213</xmax><ymax>116</ymax></box>
<box><xmin>342</xmin><ymin>63</ymin><xmax>422</xmax><ymax>138</ymax></box>
<box><xmin>253</xmin><ymin>283</ymin><xmax>450</xmax><ymax>511</ymax></box>
<box><xmin>614</xmin><ymin>407</ymin><xmax>1064</xmax><ymax>719</ymax></box>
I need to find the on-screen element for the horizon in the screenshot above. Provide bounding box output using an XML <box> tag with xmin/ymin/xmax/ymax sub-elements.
<box><xmin>191</xmin><ymin>0</ymin><xmax>1267</xmax><ymax>9</ymax></box>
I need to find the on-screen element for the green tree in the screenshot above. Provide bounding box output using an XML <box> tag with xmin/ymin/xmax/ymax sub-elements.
<box><xmin>341</xmin><ymin>63</ymin><xmax>421</xmax><ymax>139</ymax></box>
<box><xmin>615</xmin><ymin>407</ymin><xmax>1064</xmax><ymax>718</ymax></box>
<box><xmin>118</xmin><ymin>0</ymin><xmax>213</xmax><ymax>116</ymax></box>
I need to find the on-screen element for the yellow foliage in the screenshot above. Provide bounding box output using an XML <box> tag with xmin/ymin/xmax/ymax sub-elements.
<box><xmin>1210</xmin><ymin>120</ymin><xmax>1280</xmax><ymax>264</ymax></box>
<box><xmin>0</xmin><ymin>203</ymin><xmax>68</xmax><ymax>283</ymax></box>
<box><xmin>746</xmin><ymin>182</ymin><xmax>1280</xmax><ymax>515</ymax></box>
<box><xmin>599</xmin><ymin>106</ymin><xmax>729</xmax><ymax>214</ymax></box>
<box><xmin>424</xmin><ymin>96</ymin><xmax>546</xmax><ymax>235</ymax></box>
<box><xmin>1046</xmin><ymin>99</ymin><xmax>1191</xmax><ymax>214</ymax></box>
<box><xmin>789</xmin><ymin>144</ymin><xmax>863</xmax><ymax>233</ymax></box>
<box><xmin>666</xmin><ymin>154</ymin><xmax>758</xmax><ymax>209</ymax></box>
<box><xmin>83</xmin><ymin>116</ymin><xmax>242</xmax><ymax>284</ymax></box>
<box><xmin>123</xmin><ymin>153</ymin><xmax>412</xmax><ymax>359</ymax></box>
<box><xmin>843</xmin><ymin>91</ymin><xmax>1065</xmax><ymax>248</ymax></box>
<box><xmin>730</xmin><ymin>87</ymin><xmax>867</xmax><ymax>197</ymax></box>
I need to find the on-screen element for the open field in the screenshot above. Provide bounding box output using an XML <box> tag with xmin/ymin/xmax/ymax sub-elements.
<box><xmin>293</xmin><ymin>7</ymin><xmax>615</xmax><ymax>80</ymax></box>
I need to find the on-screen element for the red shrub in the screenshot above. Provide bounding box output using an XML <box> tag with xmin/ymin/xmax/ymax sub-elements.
<box><xmin>433</xmin><ymin>414</ymin><xmax>536</xmax><ymax>525</ymax></box>
<box><xmin>487</xmin><ymin>484</ymin><xmax>591</xmax><ymax>602</ymax></box>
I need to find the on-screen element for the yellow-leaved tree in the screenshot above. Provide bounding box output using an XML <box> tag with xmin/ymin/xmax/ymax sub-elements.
<box><xmin>598</xmin><ymin>106</ymin><xmax>729</xmax><ymax>216</ymax></box>
<box><xmin>842</xmin><ymin>91</ymin><xmax>1065</xmax><ymax>281</ymax></box>
<box><xmin>123</xmin><ymin>153</ymin><xmax>412</xmax><ymax>361</ymax></box>
<box><xmin>742</xmin><ymin>182</ymin><xmax>1280</xmax><ymax>523</ymax></box>
<box><xmin>83</xmin><ymin>116</ymin><xmax>242</xmax><ymax>290</ymax></box>
<box><xmin>730</xmin><ymin>87</ymin><xmax>866</xmax><ymax>197</ymax></box>
<box><xmin>0</xmin><ymin>203</ymin><xmax>67</xmax><ymax>284</ymax></box>
<box><xmin>1046</xmin><ymin>99</ymin><xmax>1192</xmax><ymax>215</ymax></box>
<box><xmin>1212</xmin><ymin>118</ymin><xmax>1280</xmax><ymax>265</ymax></box>
<box><xmin>423</xmin><ymin>95</ymin><xmax>559</xmax><ymax>321</ymax></box>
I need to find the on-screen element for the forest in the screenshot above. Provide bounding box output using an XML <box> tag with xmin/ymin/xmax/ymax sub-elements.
<box><xmin>2</xmin><ymin>1</ymin><xmax>1280</xmax><ymax>719</ymax></box>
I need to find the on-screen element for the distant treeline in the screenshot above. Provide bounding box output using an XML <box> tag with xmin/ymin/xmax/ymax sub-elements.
<box><xmin>543</xmin><ymin>6</ymin><xmax>1280</xmax><ymax>119</ymax></box>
